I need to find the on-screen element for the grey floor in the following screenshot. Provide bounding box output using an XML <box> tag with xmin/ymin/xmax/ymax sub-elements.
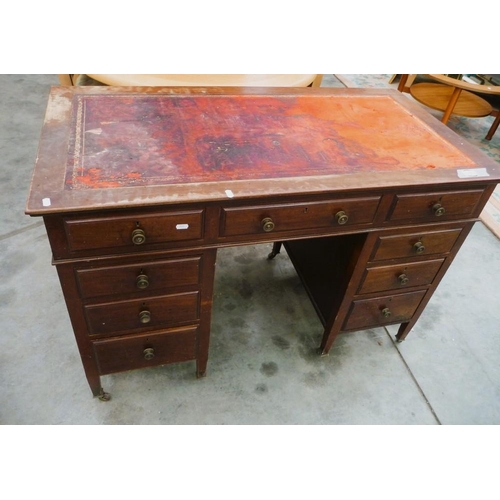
<box><xmin>1</xmin><ymin>74</ymin><xmax>500</xmax><ymax>424</ymax></box>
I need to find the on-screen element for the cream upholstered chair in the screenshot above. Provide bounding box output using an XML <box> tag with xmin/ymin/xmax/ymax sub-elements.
<box><xmin>58</xmin><ymin>74</ymin><xmax>323</xmax><ymax>88</ymax></box>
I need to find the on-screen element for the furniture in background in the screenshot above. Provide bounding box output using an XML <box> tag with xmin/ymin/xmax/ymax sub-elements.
<box><xmin>396</xmin><ymin>74</ymin><xmax>500</xmax><ymax>140</ymax></box>
<box><xmin>58</xmin><ymin>74</ymin><xmax>323</xmax><ymax>88</ymax></box>
<box><xmin>26</xmin><ymin>86</ymin><xmax>500</xmax><ymax>400</ymax></box>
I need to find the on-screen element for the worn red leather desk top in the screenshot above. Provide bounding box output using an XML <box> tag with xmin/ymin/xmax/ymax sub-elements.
<box><xmin>26</xmin><ymin>87</ymin><xmax>499</xmax><ymax>215</ymax></box>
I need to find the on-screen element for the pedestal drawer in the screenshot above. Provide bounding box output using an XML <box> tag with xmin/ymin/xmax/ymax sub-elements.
<box><xmin>76</xmin><ymin>256</ymin><xmax>202</xmax><ymax>299</ymax></box>
<box><xmin>93</xmin><ymin>326</ymin><xmax>198</xmax><ymax>375</ymax></box>
<box><xmin>358</xmin><ymin>259</ymin><xmax>444</xmax><ymax>294</ymax></box>
<box><xmin>343</xmin><ymin>290</ymin><xmax>426</xmax><ymax>331</ymax></box>
<box><xmin>85</xmin><ymin>291</ymin><xmax>200</xmax><ymax>336</ymax></box>
<box><xmin>371</xmin><ymin>228</ymin><xmax>462</xmax><ymax>261</ymax></box>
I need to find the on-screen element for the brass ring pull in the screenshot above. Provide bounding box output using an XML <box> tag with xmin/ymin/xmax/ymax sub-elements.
<box><xmin>432</xmin><ymin>203</ymin><xmax>446</xmax><ymax>216</ymax></box>
<box><xmin>261</xmin><ymin>217</ymin><xmax>275</xmax><ymax>232</ymax></box>
<box><xmin>413</xmin><ymin>241</ymin><xmax>425</xmax><ymax>254</ymax></box>
<box><xmin>139</xmin><ymin>310</ymin><xmax>151</xmax><ymax>324</ymax></box>
<box><xmin>381</xmin><ymin>308</ymin><xmax>391</xmax><ymax>318</ymax></box>
<box><xmin>136</xmin><ymin>274</ymin><xmax>149</xmax><ymax>290</ymax></box>
<box><xmin>132</xmin><ymin>228</ymin><xmax>146</xmax><ymax>245</ymax></box>
<box><xmin>335</xmin><ymin>211</ymin><xmax>349</xmax><ymax>225</ymax></box>
<box><xmin>143</xmin><ymin>348</ymin><xmax>155</xmax><ymax>361</ymax></box>
<box><xmin>398</xmin><ymin>274</ymin><xmax>409</xmax><ymax>285</ymax></box>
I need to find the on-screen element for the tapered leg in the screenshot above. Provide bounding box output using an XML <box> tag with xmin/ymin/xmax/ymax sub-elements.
<box><xmin>320</xmin><ymin>322</ymin><xmax>343</xmax><ymax>355</ymax></box>
<box><xmin>395</xmin><ymin>321</ymin><xmax>414</xmax><ymax>342</ymax></box>
<box><xmin>86</xmin><ymin>371</ymin><xmax>110</xmax><ymax>400</ymax></box>
<box><xmin>196</xmin><ymin>358</ymin><xmax>208</xmax><ymax>378</ymax></box>
<box><xmin>196</xmin><ymin>248</ymin><xmax>218</xmax><ymax>379</ymax></box>
<box><xmin>268</xmin><ymin>242</ymin><xmax>282</xmax><ymax>260</ymax></box>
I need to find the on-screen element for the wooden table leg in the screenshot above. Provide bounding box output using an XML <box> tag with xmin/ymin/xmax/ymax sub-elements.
<box><xmin>486</xmin><ymin>112</ymin><xmax>500</xmax><ymax>140</ymax></box>
<box><xmin>442</xmin><ymin>87</ymin><xmax>462</xmax><ymax>124</ymax></box>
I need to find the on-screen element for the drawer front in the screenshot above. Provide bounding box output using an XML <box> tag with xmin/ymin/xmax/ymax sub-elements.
<box><xmin>358</xmin><ymin>259</ymin><xmax>444</xmax><ymax>294</ymax></box>
<box><xmin>388</xmin><ymin>190</ymin><xmax>484</xmax><ymax>222</ymax></box>
<box><xmin>93</xmin><ymin>326</ymin><xmax>198</xmax><ymax>375</ymax></box>
<box><xmin>372</xmin><ymin>228</ymin><xmax>462</xmax><ymax>261</ymax></box>
<box><xmin>76</xmin><ymin>256</ymin><xmax>201</xmax><ymax>299</ymax></box>
<box><xmin>64</xmin><ymin>210</ymin><xmax>204</xmax><ymax>252</ymax></box>
<box><xmin>343</xmin><ymin>290</ymin><xmax>426</xmax><ymax>331</ymax></box>
<box><xmin>85</xmin><ymin>291</ymin><xmax>200</xmax><ymax>336</ymax></box>
<box><xmin>220</xmin><ymin>197</ymin><xmax>381</xmax><ymax>237</ymax></box>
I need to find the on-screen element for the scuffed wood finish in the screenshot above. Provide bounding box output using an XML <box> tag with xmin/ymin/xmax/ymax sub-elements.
<box><xmin>26</xmin><ymin>86</ymin><xmax>500</xmax><ymax>398</ymax></box>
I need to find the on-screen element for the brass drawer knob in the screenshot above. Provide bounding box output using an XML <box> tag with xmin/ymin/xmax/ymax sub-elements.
<box><xmin>432</xmin><ymin>203</ymin><xmax>446</xmax><ymax>216</ymax></box>
<box><xmin>143</xmin><ymin>348</ymin><xmax>155</xmax><ymax>361</ymax></box>
<box><xmin>139</xmin><ymin>310</ymin><xmax>151</xmax><ymax>324</ymax></box>
<box><xmin>136</xmin><ymin>273</ymin><xmax>149</xmax><ymax>289</ymax></box>
<box><xmin>261</xmin><ymin>217</ymin><xmax>275</xmax><ymax>232</ymax></box>
<box><xmin>398</xmin><ymin>273</ymin><xmax>409</xmax><ymax>285</ymax></box>
<box><xmin>413</xmin><ymin>241</ymin><xmax>425</xmax><ymax>254</ymax></box>
<box><xmin>335</xmin><ymin>211</ymin><xmax>349</xmax><ymax>225</ymax></box>
<box><xmin>381</xmin><ymin>307</ymin><xmax>391</xmax><ymax>318</ymax></box>
<box><xmin>131</xmin><ymin>228</ymin><xmax>146</xmax><ymax>245</ymax></box>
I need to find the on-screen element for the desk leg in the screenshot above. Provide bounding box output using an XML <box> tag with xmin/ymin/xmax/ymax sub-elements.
<box><xmin>196</xmin><ymin>248</ymin><xmax>218</xmax><ymax>378</ymax></box>
<box><xmin>55</xmin><ymin>263</ymin><xmax>111</xmax><ymax>400</ymax></box>
<box><xmin>320</xmin><ymin>323</ymin><xmax>342</xmax><ymax>355</ymax></box>
<box><xmin>268</xmin><ymin>242</ymin><xmax>282</xmax><ymax>260</ymax></box>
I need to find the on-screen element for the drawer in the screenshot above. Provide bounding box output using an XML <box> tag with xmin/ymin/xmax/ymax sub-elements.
<box><xmin>93</xmin><ymin>326</ymin><xmax>198</xmax><ymax>375</ymax></box>
<box><xmin>343</xmin><ymin>290</ymin><xmax>426</xmax><ymax>331</ymax></box>
<box><xmin>358</xmin><ymin>259</ymin><xmax>444</xmax><ymax>294</ymax></box>
<box><xmin>388</xmin><ymin>189</ymin><xmax>484</xmax><ymax>222</ymax></box>
<box><xmin>371</xmin><ymin>228</ymin><xmax>462</xmax><ymax>261</ymax></box>
<box><xmin>64</xmin><ymin>210</ymin><xmax>204</xmax><ymax>252</ymax></box>
<box><xmin>76</xmin><ymin>256</ymin><xmax>201</xmax><ymax>299</ymax></box>
<box><xmin>85</xmin><ymin>291</ymin><xmax>199</xmax><ymax>336</ymax></box>
<box><xmin>220</xmin><ymin>196</ymin><xmax>381</xmax><ymax>237</ymax></box>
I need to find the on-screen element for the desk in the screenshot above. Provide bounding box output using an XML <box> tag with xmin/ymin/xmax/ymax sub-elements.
<box><xmin>26</xmin><ymin>86</ymin><xmax>500</xmax><ymax>400</ymax></box>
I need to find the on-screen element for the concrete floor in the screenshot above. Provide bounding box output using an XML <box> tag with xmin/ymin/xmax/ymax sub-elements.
<box><xmin>1</xmin><ymin>74</ymin><xmax>500</xmax><ymax>424</ymax></box>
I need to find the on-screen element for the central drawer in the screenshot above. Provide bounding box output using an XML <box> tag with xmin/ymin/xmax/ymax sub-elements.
<box><xmin>85</xmin><ymin>291</ymin><xmax>200</xmax><ymax>336</ymax></box>
<box><xmin>220</xmin><ymin>196</ymin><xmax>381</xmax><ymax>237</ymax></box>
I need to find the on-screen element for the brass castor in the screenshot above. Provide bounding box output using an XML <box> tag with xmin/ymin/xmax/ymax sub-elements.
<box><xmin>98</xmin><ymin>389</ymin><xmax>111</xmax><ymax>401</ymax></box>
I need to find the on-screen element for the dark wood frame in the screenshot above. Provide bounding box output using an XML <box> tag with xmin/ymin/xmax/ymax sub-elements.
<box><xmin>26</xmin><ymin>86</ymin><xmax>500</xmax><ymax>399</ymax></box>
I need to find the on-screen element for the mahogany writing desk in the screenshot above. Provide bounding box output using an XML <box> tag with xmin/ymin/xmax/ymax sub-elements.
<box><xmin>26</xmin><ymin>86</ymin><xmax>500</xmax><ymax>400</ymax></box>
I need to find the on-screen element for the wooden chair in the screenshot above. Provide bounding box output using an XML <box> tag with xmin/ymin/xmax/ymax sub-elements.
<box><xmin>396</xmin><ymin>74</ymin><xmax>500</xmax><ymax>140</ymax></box>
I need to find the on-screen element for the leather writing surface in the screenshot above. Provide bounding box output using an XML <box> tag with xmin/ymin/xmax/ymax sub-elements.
<box><xmin>65</xmin><ymin>94</ymin><xmax>476</xmax><ymax>190</ymax></box>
